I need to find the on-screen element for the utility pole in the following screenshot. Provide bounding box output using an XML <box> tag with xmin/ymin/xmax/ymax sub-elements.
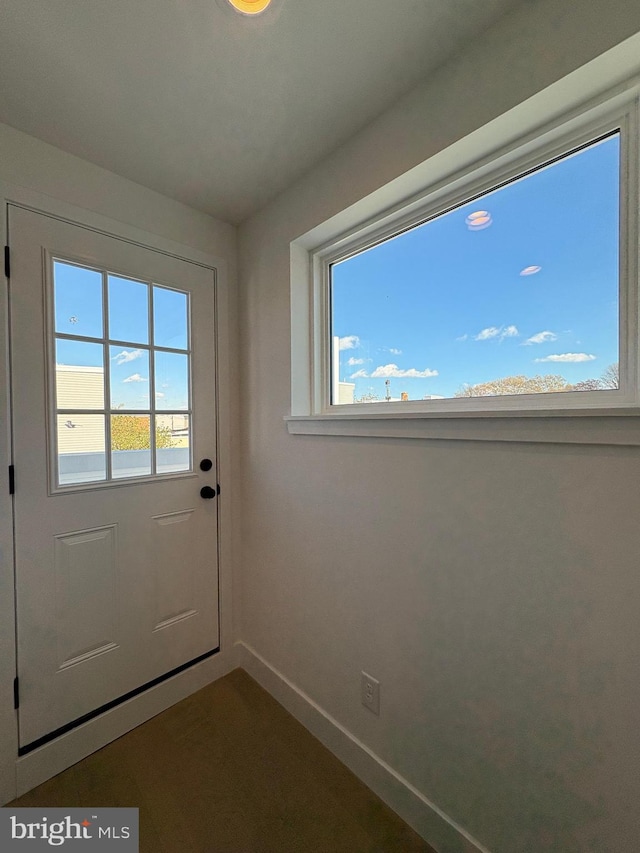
<box><xmin>385</xmin><ymin>379</ymin><xmax>391</xmax><ymax>402</ymax></box>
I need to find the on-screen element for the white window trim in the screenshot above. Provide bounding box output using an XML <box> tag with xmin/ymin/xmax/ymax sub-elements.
<box><xmin>287</xmin><ymin>66</ymin><xmax>640</xmax><ymax>445</ymax></box>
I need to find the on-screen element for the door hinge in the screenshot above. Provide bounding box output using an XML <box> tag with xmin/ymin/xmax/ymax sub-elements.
<box><xmin>8</xmin><ymin>465</ymin><xmax>15</xmax><ymax>495</ymax></box>
<box><xmin>4</xmin><ymin>246</ymin><xmax>9</xmax><ymax>279</ymax></box>
<box><xmin>13</xmin><ymin>677</ymin><xmax>19</xmax><ymax>710</ymax></box>
<box><xmin>217</xmin><ymin>483</ymin><xmax>221</xmax><ymax>495</ymax></box>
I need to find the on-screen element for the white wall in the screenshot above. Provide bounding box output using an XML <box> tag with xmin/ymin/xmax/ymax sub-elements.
<box><xmin>0</xmin><ymin>124</ymin><xmax>239</xmax><ymax>803</ymax></box>
<box><xmin>237</xmin><ymin>2</ymin><xmax>640</xmax><ymax>851</ymax></box>
<box><xmin>0</xmin><ymin>122</ymin><xmax>236</xmax><ymax>258</ymax></box>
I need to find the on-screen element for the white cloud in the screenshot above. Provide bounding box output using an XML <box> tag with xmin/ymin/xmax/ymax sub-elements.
<box><xmin>475</xmin><ymin>326</ymin><xmax>501</xmax><ymax>341</ymax></box>
<box><xmin>338</xmin><ymin>335</ymin><xmax>360</xmax><ymax>351</ymax></box>
<box><xmin>370</xmin><ymin>363</ymin><xmax>438</xmax><ymax>378</ymax></box>
<box><xmin>524</xmin><ymin>330</ymin><xmax>558</xmax><ymax>345</ymax></box>
<box><xmin>155</xmin><ymin>391</ymin><xmax>165</xmax><ymax>398</ymax></box>
<box><xmin>347</xmin><ymin>357</ymin><xmax>365</xmax><ymax>366</ymax></box>
<box><xmin>113</xmin><ymin>349</ymin><xmax>143</xmax><ymax>365</ymax></box>
<box><xmin>389</xmin><ymin>348</ymin><xmax>402</xmax><ymax>355</ymax></box>
<box><xmin>455</xmin><ymin>334</ymin><xmax>468</xmax><ymax>342</ymax></box>
<box><xmin>534</xmin><ymin>353</ymin><xmax>596</xmax><ymax>363</ymax></box>
<box><xmin>123</xmin><ymin>373</ymin><xmax>148</xmax><ymax>383</ymax></box>
<box><xmin>350</xmin><ymin>369</ymin><xmax>369</xmax><ymax>378</ymax></box>
<box><xmin>501</xmin><ymin>325</ymin><xmax>519</xmax><ymax>339</ymax></box>
<box><xmin>475</xmin><ymin>325</ymin><xmax>519</xmax><ymax>342</ymax></box>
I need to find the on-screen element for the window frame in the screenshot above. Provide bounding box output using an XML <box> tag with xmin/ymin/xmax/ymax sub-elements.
<box><xmin>288</xmin><ymin>79</ymin><xmax>640</xmax><ymax>444</ymax></box>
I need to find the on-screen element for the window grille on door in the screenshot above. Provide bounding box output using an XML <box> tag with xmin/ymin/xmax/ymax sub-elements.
<box><xmin>51</xmin><ymin>258</ymin><xmax>192</xmax><ymax>487</ymax></box>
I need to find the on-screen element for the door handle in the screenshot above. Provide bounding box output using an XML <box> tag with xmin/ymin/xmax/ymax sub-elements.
<box><xmin>200</xmin><ymin>486</ymin><xmax>216</xmax><ymax>500</ymax></box>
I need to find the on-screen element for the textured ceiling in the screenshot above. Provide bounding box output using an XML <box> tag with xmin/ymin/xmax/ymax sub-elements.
<box><xmin>0</xmin><ymin>0</ymin><xmax>519</xmax><ymax>224</ymax></box>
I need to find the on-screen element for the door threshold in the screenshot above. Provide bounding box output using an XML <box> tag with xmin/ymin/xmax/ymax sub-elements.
<box><xmin>18</xmin><ymin>648</ymin><xmax>220</xmax><ymax>756</ymax></box>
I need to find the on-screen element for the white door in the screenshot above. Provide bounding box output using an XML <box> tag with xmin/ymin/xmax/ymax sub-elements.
<box><xmin>9</xmin><ymin>205</ymin><xmax>220</xmax><ymax>751</ymax></box>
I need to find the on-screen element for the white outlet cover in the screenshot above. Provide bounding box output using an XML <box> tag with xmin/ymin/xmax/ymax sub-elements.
<box><xmin>361</xmin><ymin>671</ymin><xmax>380</xmax><ymax>715</ymax></box>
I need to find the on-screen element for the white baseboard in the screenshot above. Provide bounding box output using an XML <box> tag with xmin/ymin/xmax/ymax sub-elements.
<box><xmin>236</xmin><ymin>641</ymin><xmax>492</xmax><ymax>853</ymax></box>
<box><xmin>14</xmin><ymin>649</ymin><xmax>238</xmax><ymax>800</ymax></box>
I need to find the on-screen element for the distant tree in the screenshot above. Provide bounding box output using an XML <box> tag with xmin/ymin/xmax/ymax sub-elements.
<box><xmin>455</xmin><ymin>374</ymin><xmax>570</xmax><ymax>397</ymax></box>
<box><xmin>354</xmin><ymin>389</ymin><xmax>382</xmax><ymax>403</ymax></box>
<box><xmin>573</xmin><ymin>363</ymin><xmax>619</xmax><ymax>392</ymax></box>
<box><xmin>600</xmin><ymin>362</ymin><xmax>619</xmax><ymax>389</ymax></box>
<box><xmin>111</xmin><ymin>415</ymin><xmax>174</xmax><ymax>450</ymax></box>
<box><xmin>571</xmin><ymin>378</ymin><xmax>602</xmax><ymax>392</ymax></box>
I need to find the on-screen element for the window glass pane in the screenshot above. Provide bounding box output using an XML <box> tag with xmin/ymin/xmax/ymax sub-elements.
<box><xmin>154</xmin><ymin>351</ymin><xmax>189</xmax><ymax>410</ymax></box>
<box><xmin>57</xmin><ymin>414</ymin><xmax>106</xmax><ymax>485</ymax></box>
<box><xmin>108</xmin><ymin>276</ymin><xmax>149</xmax><ymax>344</ymax></box>
<box><xmin>156</xmin><ymin>414</ymin><xmax>190</xmax><ymax>474</ymax></box>
<box><xmin>331</xmin><ymin>133</ymin><xmax>620</xmax><ymax>404</ymax></box>
<box><xmin>50</xmin><ymin>263</ymin><xmax>196</xmax><ymax>487</ymax></box>
<box><xmin>56</xmin><ymin>340</ymin><xmax>104</xmax><ymax>409</ymax></box>
<box><xmin>109</xmin><ymin>345</ymin><xmax>150</xmax><ymax>410</ymax></box>
<box><xmin>111</xmin><ymin>415</ymin><xmax>152</xmax><ymax>479</ymax></box>
<box><xmin>153</xmin><ymin>286</ymin><xmax>188</xmax><ymax>350</ymax></box>
<box><xmin>54</xmin><ymin>261</ymin><xmax>103</xmax><ymax>339</ymax></box>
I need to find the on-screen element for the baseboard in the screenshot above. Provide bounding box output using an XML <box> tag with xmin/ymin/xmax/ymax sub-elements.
<box><xmin>236</xmin><ymin>641</ymin><xmax>492</xmax><ymax>853</ymax></box>
<box><xmin>13</xmin><ymin>648</ymin><xmax>238</xmax><ymax>800</ymax></box>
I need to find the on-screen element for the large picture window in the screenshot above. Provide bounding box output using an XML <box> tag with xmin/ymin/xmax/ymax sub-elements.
<box><xmin>330</xmin><ymin>132</ymin><xmax>621</xmax><ymax>407</ymax></box>
<box><xmin>288</xmin><ymin>79</ymin><xmax>640</xmax><ymax>443</ymax></box>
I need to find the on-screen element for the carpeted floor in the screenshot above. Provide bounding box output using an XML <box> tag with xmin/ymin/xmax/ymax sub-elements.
<box><xmin>10</xmin><ymin>668</ymin><xmax>435</xmax><ymax>852</ymax></box>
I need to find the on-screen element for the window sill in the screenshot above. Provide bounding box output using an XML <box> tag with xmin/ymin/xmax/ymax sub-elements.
<box><xmin>285</xmin><ymin>409</ymin><xmax>640</xmax><ymax>445</ymax></box>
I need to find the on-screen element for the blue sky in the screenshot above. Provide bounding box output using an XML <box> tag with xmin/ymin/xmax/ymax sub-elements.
<box><xmin>332</xmin><ymin>133</ymin><xmax>620</xmax><ymax>401</ymax></box>
<box><xmin>54</xmin><ymin>264</ymin><xmax>190</xmax><ymax>411</ymax></box>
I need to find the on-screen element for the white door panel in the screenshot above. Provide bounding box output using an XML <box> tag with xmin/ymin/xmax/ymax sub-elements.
<box><xmin>9</xmin><ymin>206</ymin><xmax>219</xmax><ymax>749</ymax></box>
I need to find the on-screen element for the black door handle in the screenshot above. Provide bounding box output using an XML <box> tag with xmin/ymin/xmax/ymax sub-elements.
<box><xmin>200</xmin><ymin>486</ymin><xmax>216</xmax><ymax>499</ymax></box>
<box><xmin>199</xmin><ymin>458</ymin><xmax>213</xmax><ymax>471</ymax></box>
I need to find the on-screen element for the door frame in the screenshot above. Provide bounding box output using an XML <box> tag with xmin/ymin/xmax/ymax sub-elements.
<box><xmin>0</xmin><ymin>183</ymin><xmax>238</xmax><ymax>803</ymax></box>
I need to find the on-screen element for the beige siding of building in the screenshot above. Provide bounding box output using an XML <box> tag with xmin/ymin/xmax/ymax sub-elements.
<box><xmin>337</xmin><ymin>382</ymin><xmax>355</xmax><ymax>405</ymax></box>
<box><xmin>156</xmin><ymin>414</ymin><xmax>189</xmax><ymax>432</ymax></box>
<box><xmin>56</xmin><ymin>366</ymin><xmax>105</xmax><ymax>453</ymax></box>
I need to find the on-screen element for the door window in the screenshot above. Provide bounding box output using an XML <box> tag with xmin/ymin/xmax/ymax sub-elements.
<box><xmin>52</xmin><ymin>259</ymin><xmax>192</xmax><ymax>487</ymax></box>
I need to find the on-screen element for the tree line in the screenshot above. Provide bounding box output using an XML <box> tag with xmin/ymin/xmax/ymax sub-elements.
<box><xmin>354</xmin><ymin>363</ymin><xmax>618</xmax><ymax>402</ymax></box>
<box><xmin>455</xmin><ymin>363</ymin><xmax>618</xmax><ymax>397</ymax></box>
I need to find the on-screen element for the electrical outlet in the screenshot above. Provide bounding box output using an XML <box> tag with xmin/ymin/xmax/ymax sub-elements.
<box><xmin>361</xmin><ymin>671</ymin><xmax>380</xmax><ymax>715</ymax></box>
